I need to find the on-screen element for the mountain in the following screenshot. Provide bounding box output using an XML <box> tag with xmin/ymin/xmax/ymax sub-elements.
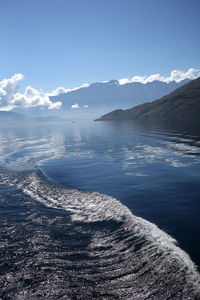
<box><xmin>11</xmin><ymin>79</ymin><xmax>190</xmax><ymax>119</ymax></box>
<box><xmin>0</xmin><ymin>111</ymin><xmax>67</xmax><ymax>125</ymax></box>
<box><xmin>96</xmin><ymin>77</ymin><xmax>200</xmax><ymax>127</ymax></box>
<box><xmin>0</xmin><ymin>111</ymin><xmax>26</xmax><ymax>121</ymax></box>
<box><xmin>46</xmin><ymin>79</ymin><xmax>189</xmax><ymax>118</ymax></box>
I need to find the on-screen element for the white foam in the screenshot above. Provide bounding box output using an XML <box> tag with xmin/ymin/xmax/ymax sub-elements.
<box><xmin>25</xmin><ymin>173</ymin><xmax>200</xmax><ymax>271</ymax></box>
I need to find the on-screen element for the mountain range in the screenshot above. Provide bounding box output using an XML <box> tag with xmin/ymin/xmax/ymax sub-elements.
<box><xmin>0</xmin><ymin>111</ymin><xmax>26</xmax><ymax>121</ymax></box>
<box><xmin>49</xmin><ymin>79</ymin><xmax>189</xmax><ymax>118</ymax></box>
<box><xmin>13</xmin><ymin>79</ymin><xmax>189</xmax><ymax>119</ymax></box>
<box><xmin>96</xmin><ymin>77</ymin><xmax>200</xmax><ymax>128</ymax></box>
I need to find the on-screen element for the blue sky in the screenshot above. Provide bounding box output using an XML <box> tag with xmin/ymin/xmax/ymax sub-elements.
<box><xmin>1</xmin><ymin>0</ymin><xmax>200</xmax><ymax>92</ymax></box>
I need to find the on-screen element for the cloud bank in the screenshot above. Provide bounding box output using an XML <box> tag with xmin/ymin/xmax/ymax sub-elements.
<box><xmin>0</xmin><ymin>73</ymin><xmax>89</xmax><ymax>111</ymax></box>
<box><xmin>118</xmin><ymin>68</ymin><xmax>200</xmax><ymax>85</ymax></box>
<box><xmin>0</xmin><ymin>74</ymin><xmax>62</xmax><ymax>110</ymax></box>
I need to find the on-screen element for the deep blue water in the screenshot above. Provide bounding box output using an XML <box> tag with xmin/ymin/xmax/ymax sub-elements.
<box><xmin>0</xmin><ymin>120</ymin><xmax>200</xmax><ymax>299</ymax></box>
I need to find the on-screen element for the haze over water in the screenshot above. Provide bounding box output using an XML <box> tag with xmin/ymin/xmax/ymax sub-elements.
<box><xmin>0</xmin><ymin>120</ymin><xmax>200</xmax><ymax>298</ymax></box>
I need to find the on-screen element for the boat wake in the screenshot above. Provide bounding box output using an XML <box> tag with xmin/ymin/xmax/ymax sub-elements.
<box><xmin>0</xmin><ymin>168</ymin><xmax>200</xmax><ymax>299</ymax></box>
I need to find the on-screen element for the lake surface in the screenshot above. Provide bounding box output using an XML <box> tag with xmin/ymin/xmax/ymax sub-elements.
<box><xmin>0</xmin><ymin>120</ymin><xmax>200</xmax><ymax>299</ymax></box>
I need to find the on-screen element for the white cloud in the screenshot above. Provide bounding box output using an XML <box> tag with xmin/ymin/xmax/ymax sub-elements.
<box><xmin>48</xmin><ymin>83</ymin><xmax>89</xmax><ymax>96</ymax></box>
<box><xmin>0</xmin><ymin>73</ymin><xmax>24</xmax><ymax>107</ymax></box>
<box><xmin>0</xmin><ymin>74</ymin><xmax>62</xmax><ymax>110</ymax></box>
<box><xmin>47</xmin><ymin>87</ymin><xmax>71</xmax><ymax>96</ymax></box>
<box><xmin>0</xmin><ymin>105</ymin><xmax>15</xmax><ymax>111</ymax></box>
<box><xmin>118</xmin><ymin>68</ymin><xmax>200</xmax><ymax>85</ymax></box>
<box><xmin>84</xmin><ymin>105</ymin><xmax>88</xmax><ymax>108</ymax></box>
<box><xmin>48</xmin><ymin>101</ymin><xmax>62</xmax><ymax>110</ymax></box>
<box><xmin>77</xmin><ymin>83</ymin><xmax>89</xmax><ymax>89</ymax></box>
<box><xmin>71</xmin><ymin>103</ymin><xmax>80</xmax><ymax>109</ymax></box>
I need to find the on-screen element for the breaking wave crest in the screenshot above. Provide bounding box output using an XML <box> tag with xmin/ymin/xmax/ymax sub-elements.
<box><xmin>0</xmin><ymin>168</ymin><xmax>200</xmax><ymax>299</ymax></box>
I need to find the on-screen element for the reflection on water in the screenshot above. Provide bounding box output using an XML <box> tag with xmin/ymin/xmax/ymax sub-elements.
<box><xmin>0</xmin><ymin>125</ymin><xmax>66</xmax><ymax>169</ymax></box>
<box><xmin>1</xmin><ymin>120</ymin><xmax>200</xmax><ymax>169</ymax></box>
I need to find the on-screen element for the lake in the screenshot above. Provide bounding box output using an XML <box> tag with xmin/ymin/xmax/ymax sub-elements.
<box><xmin>0</xmin><ymin>120</ymin><xmax>200</xmax><ymax>299</ymax></box>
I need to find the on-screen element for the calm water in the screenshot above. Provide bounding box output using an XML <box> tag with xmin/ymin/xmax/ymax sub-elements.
<box><xmin>0</xmin><ymin>120</ymin><xmax>200</xmax><ymax>299</ymax></box>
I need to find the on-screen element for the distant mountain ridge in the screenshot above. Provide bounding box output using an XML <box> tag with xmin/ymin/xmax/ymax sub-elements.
<box><xmin>96</xmin><ymin>77</ymin><xmax>200</xmax><ymax>127</ymax></box>
<box><xmin>0</xmin><ymin>111</ymin><xmax>26</xmax><ymax>121</ymax></box>
<box><xmin>11</xmin><ymin>79</ymin><xmax>190</xmax><ymax>119</ymax></box>
<box><xmin>0</xmin><ymin>111</ymin><xmax>66</xmax><ymax>123</ymax></box>
<box><xmin>48</xmin><ymin>79</ymin><xmax>189</xmax><ymax>118</ymax></box>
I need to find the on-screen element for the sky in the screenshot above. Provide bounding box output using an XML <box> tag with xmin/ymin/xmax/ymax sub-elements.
<box><xmin>0</xmin><ymin>0</ymin><xmax>200</xmax><ymax>110</ymax></box>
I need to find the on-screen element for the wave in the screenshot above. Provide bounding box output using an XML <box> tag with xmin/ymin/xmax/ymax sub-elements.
<box><xmin>0</xmin><ymin>168</ymin><xmax>200</xmax><ymax>299</ymax></box>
